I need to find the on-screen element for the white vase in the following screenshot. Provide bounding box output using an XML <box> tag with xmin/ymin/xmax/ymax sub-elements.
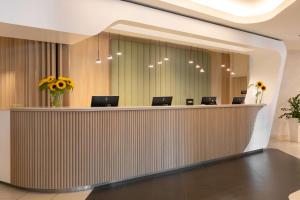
<box><xmin>289</xmin><ymin>118</ymin><xmax>300</xmax><ymax>142</ymax></box>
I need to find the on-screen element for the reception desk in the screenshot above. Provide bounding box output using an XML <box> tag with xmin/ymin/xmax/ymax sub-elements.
<box><xmin>3</xmin><ymin>105</ymin><xmax>263</xmax><ymax>191</ymax></box>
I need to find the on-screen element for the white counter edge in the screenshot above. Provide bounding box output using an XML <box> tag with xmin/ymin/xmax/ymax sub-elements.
<box><xmin>10</xmin><ymin>104</ymin><xmax>265</xmax><ymax>112</ymax></box>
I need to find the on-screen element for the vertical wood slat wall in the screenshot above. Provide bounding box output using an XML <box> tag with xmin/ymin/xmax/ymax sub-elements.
<box><xmin>230</xmin><ymin>77</ymin><xmax>248</xmax><ymax>100</ymax></box>
<box><xmin>69</xmin><ymin>33</ymin><xmax>110</xmax><ymax>107</ymax></box>
<box><xmin>11</xmin><ymin>106</ymin><xmax>261</xmax><ymax>190</ymax></box>
<box><xmin>0</xmin><ymin>36</ymin><xmax>69</xmax><ymax>108</ymax></box>
<box><xmin>110</xmin><ymin>38</ymin><xmax>211</xmax><ymax>106</ymax></box>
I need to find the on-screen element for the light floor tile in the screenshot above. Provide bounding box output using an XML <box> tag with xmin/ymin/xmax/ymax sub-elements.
<box><xmin>19</xmin><ymin>192</ymin><xmax>57</xmax><ymax>200</ymax></box>
<box><xmin>289</xmin><ymin>190</ymin><xmax>300</xmax><ymax>200</ymax></box>
<box><xmin>52</xmin><ymin>190</ymin><xmax>92</xmax><ymax>200</ymax></box>
<box><xmin>0</xmin><ymin>189</ymin><xmax>27</xmax><ymax>200</ymax></box>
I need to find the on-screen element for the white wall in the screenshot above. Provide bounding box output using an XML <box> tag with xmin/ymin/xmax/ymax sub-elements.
<box><xmin>0</xmin><ymin>110</ymin><xmax>10</xmax><ymax>183</ymax></box>
<box><xmin>271</xmin><ymin>50</ymin><xmax>300</xmax><ymax>140</ymax></box>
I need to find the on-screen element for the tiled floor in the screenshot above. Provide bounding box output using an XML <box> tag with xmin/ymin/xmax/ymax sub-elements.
<box><xmin>1</xmin><ymin>139</ymin><xmax>300</xmax><ymax>200</ymax></box>
<box><xmin>0</xmin><ymin>183</ymin><xmax>91</xmax><ymax>200</ymax></box>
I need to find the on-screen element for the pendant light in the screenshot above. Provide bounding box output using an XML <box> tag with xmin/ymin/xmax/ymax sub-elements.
<box><xmin>188</xmin><ymin>46</ymin><xmax>194</xmax><ymax>64</ymax></box>
<box><xmin>157</xmin><ymin>41</ymin><xmax>163</xmax><ymax>65</ymax></box>
<box><xmin>95</xmin><ymin>33</ymin><xmax>102</xmax><ymax>64</ymax></box>
<box><xmin>116</xmin><ymin>34</ymin><xmax>122</xmax><ymax>56</ymax></box>
<box><xmin>200</xmin><ymin>49</ymin><xmax>205</xmax><ymax>73</ymax></box>
<box><xmin>195</xmin><ymin>48</ymin><xmax>201</xmax><ymax>69</ymax></box>
<box><xmin>148</xmin><ymin>40</ymin><xmax>154</xmax><ymax>68</ymax></box>
<box><xmin>107</xmin><ymin>32</ymin><xmax>113</xmax><ymax>60</ymax></box>
<box><xmin>164</xmin><ymin>42</ymin><xmax>169</xmax><ymax>61</ymax></box>
<box><xmin>230</xmin><ymin>53</ymin><xmax>236</xmax><ymax>75</ymax></box>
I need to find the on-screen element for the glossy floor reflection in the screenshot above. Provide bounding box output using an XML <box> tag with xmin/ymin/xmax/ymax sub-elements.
<box><xmin>88</xmin><ymin>149</ymin><xmax>300</xmax><ymax>200</ymax></box>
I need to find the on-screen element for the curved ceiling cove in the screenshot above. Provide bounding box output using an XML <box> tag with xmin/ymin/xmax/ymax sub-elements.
<box><xmin>152</xmin><ymin>0</ymin><xmax>296</xmax><ymax>23</ymax></box>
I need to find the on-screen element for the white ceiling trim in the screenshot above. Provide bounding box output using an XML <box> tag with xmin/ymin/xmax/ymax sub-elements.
<box><xmin>138</xmin><ymin>0</ymin><xmax>296</xmax><ymax>24</ymax></box>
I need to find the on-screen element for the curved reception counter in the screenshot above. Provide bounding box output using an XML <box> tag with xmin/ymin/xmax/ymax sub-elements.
<box><xmin>1</xmin><ymin>105</ymin><xmax>264</xmax><ymax>191</ymax></box>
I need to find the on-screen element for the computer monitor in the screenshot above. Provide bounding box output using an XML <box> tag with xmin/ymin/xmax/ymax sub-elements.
<box><xmin>152</xmin><ymin>96</ymin><xmax>173</xmax><ymax>106</ymax></box>
<box><xmin>201</xmin><ymin>97</ymin><xmax>217</xmax><ymax>105</ymax></box>
<box><xmin>186</xmin><ymin>98</ymin><xmax>194</xmax><ymax>105</ymax></box>
<box><xmin>91</xmin><ymin>96</ymin><xmax>119</xmax><ymax>107</ymax></box>
<box><xmin>232</xmin><ymin>97</ymin><xmax>245</xmax><ymax>104</ymax></box>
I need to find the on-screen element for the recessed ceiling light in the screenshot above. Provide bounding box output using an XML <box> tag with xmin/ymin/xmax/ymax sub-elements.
<box><xmin>231</xmin><ymin>72</ymin><xmax>235</xmax><ymax>75</ymax></box>
<box><xmin>226</xmin><ymin>68</ymin><xmax>231</xmax><ymax>72</ymax></box>
<box><xmin>221</xmin><ymin>64</ymin><xmax>226</xmax><ymax>68</ymax></box>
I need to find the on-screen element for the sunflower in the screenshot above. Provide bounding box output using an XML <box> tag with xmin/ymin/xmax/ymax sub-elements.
<box><xmin>256</xmin><ymin>81</ymin><xmax>263</xmax><ymax>88</ymax></box>
<box><xmin>66</xmin><ymin>79</ymin><xmax>74</xmax><ymax>89</ymax></box>
<box><xmin>38</xmin><ymin>78</ymin><xmax>48</xmax><ymax>87</ymax></box>
<box><xmin>56</xmin><ymin>80</ymin><xmax>67</xmax><ymax>90</ymax></box>
<box><xmin>47</xmin><ymin>76</ymin><xmax>56</xmax><ymax>83</ymax></box>
<box><xmin>261</xmin><ymin>85</ymin><xmax>267</xmax><ymax>91</ymax></box>
<box><xmin>48</xmin><ymin>83</ymin><xmax>57</xmax><ymax>91</ymax></box>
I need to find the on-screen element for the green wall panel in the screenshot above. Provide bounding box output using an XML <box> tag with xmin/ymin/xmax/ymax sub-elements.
<box><xmin>110</xmin><ymin>39</ymin><xmax>211</xmax><ymax>106</ymax></box>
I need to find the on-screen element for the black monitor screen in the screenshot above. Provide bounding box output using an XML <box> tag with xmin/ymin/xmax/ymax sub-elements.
<box><xmin>201</xmin><ymin>97</ymin><xmax>217</xmax><ymax>105</ymax></box>
<box><xmin>91</xmin><ymin>96</ymin><xmax>119</xmax><ymax>107</ymax></box>
<box><xmin>232</xmin><ymin>97</ymin><xmax>245</xmax><ymax>104</ymax></box>
<box><xmin>152</xmin><ymin>96</ymin><xmax>173</xmax><ymax>106</ymax></box>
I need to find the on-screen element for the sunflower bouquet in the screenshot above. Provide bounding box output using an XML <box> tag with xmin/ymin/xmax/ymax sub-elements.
<box><xmin>248</xmin><ymin>81</ymin><xmax>267</xmax><ymax>104</ymax></box>
<box><xmin>38</xmin><ymin>76</ymin><xmax>74</xmax><ymax>107</ymax></box>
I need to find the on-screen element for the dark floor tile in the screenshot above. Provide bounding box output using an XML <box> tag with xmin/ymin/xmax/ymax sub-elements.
<box><xmin>87</xmin><ymin>149</ymin><xmax>300</xmax><ymax>200</ymax></box>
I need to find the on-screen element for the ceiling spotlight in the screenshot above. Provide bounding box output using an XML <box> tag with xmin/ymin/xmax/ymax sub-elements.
<box><xmin>164</xmin><ymin>57</ymin><xmax>169</xmax><ymax>61</ymax></box>
<box><xmin>196</xmin><ymin>64</ymin><xmax>201</xmax><ymax>69</ymax></box>
<box><xmin>116</xmin><ymin>52</ymin><xmax>122</xmax><ymax>56</ymax></box>
<box><xmin>226</xmin><ymin>68</ymin><xmax>231</xmax><ymax>72</ymax></box>
<box><xmin>95</xmin><ymin>58</ymin><xmax>102</xmax><ymax>64</ymax></box>
<box><xmin>231</xmin><ymin>72</ymin><xmax>236</xmax><ymax>75</ymax></box>
<box><xmin>221</xmin><ymin>64</ymin><xmax>226</xmax><ymax>68</ymax></box>
<box><xmin>107</xmin><ymin>55</ymin><xmax>113</xmax><ymax>60</ymax></box>
<box><xmin>200</xmin><ymin>68</ymin><xmax>205</xmax><ymax>73</ymax></box>
<box><xmin>157</xmin><ymin>61</ymin><xmax>163</xmax><ymax>65</ymax></box>
<box><xmin>188</xmin><ymin>60</ymin><xmax>194</xmax><ymax>64</ymax></box>
<box><xmin>148</xmin><ymin>64</ymin><xmax>154</xmax><ymax>68</ymax></box>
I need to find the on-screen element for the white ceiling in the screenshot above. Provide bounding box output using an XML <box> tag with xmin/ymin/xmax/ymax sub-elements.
<box><xmin>129</xmin><ymin>0</ymin><xmax>300</xmax><ymax>49</ymax></box>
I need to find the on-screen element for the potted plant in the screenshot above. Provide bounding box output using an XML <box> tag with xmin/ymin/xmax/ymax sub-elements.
<box><xmin>38</xmin><ymin>76</ymin><xmax>74</xmax><ymax>107</ymax></box>
<box><xmin>279</xmin><ymin>94</ymin><xmax>300</xmax><ymax>142</ymax></box>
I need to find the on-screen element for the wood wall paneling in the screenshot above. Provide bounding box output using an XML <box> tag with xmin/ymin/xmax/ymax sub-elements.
<box><xmin>221</xmin><ymin>53</ymin><xmax>230</xmax><ymax>104</ymax></box>
<box><xmin>69</xmin><ymin>33</ymin><xmax>110</xmax><ymax>107</ymax></box>
<box><xmin>230</xmin><ymin>77</ymin><xmax>248</xmax><ymax>99</ymax></box>
<box><xmin>0</xmin><ymin>37</ymin><xmax>69</xmax><ymax>108</ymax></box>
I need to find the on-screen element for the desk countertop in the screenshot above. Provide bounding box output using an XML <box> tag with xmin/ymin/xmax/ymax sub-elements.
<box><xmin>10</xmin><ymin>104</ymin><xmax>265</xmax><ymax>112</ymax></box>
